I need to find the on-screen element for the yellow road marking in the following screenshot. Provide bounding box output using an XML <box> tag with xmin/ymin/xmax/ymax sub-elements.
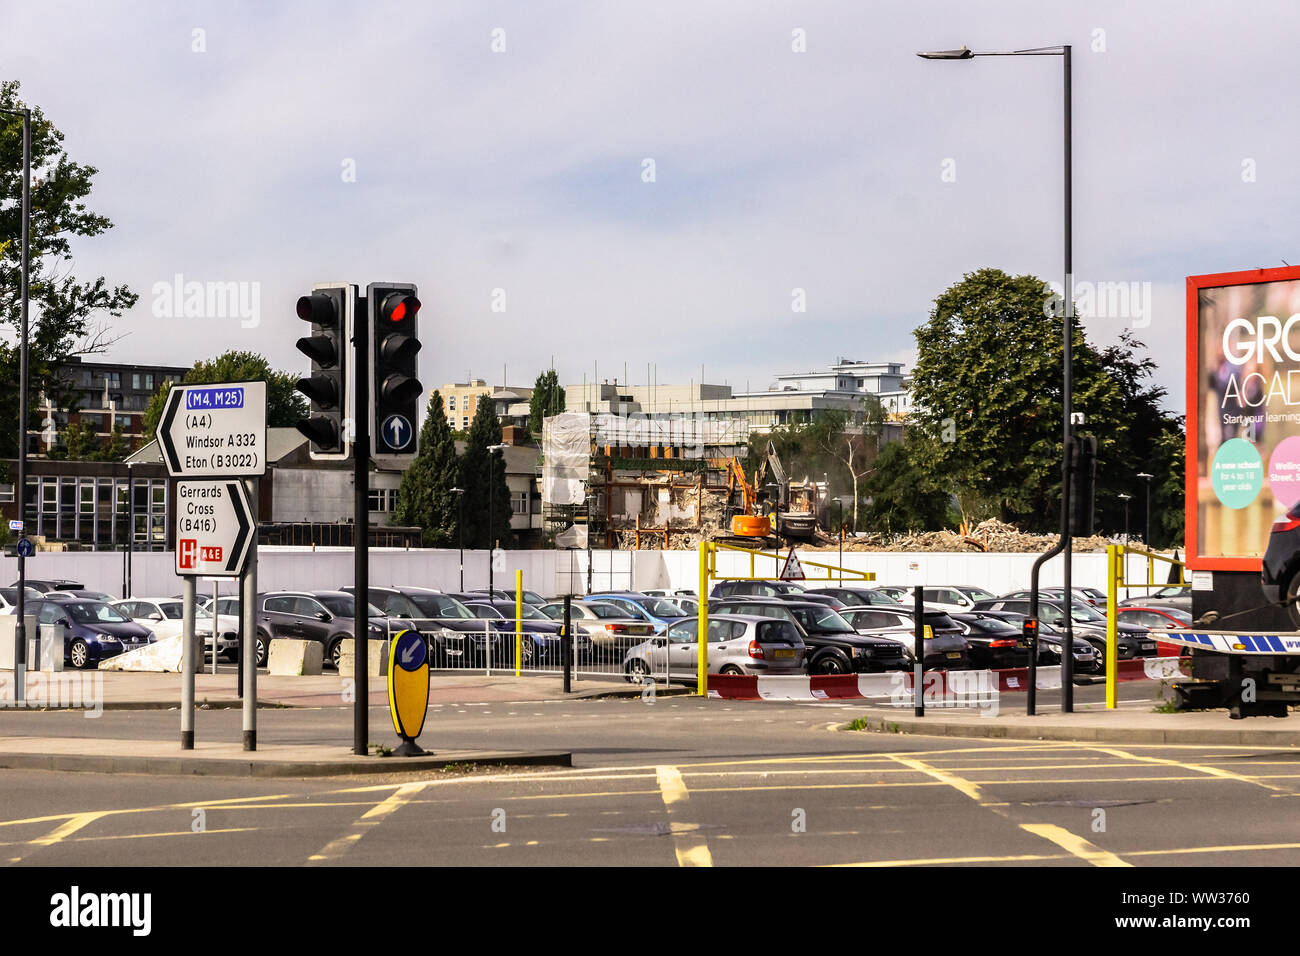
<box><xmin>308</xmin><ymin>782</ymin><xmax>425</xmax><ymax>864</ymax></box>
<box><xmin>656</xmin><ymin>766</ymin><xmax>712</xmax><ymax>867</ymax></box>
<box><xmin>32</xmin><ymin>812</ymin><xmax>107</xmax><ymax>847</ymax></box>
<box><xmin>1020</xmin><ymin>824</ymin><xmax>1131</xmax><ymax>867</ymax></box>
<box><xmin>1084</xmin><ymin>746</ymin><xmax>1289</xmax><ymax>792</ymax></box>
<box><xmin>885</xmin><ymin>755</ymin><xmax>983</xmax><ymax>802</ymax></box>
<box><xmin>832</xmin><ymin>852</ymin><xmax>1068</xmax><ymax>866</ymax></box>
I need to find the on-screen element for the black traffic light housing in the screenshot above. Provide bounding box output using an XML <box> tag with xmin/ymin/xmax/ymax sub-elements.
<box><xmin>294</xmin><ymin>283</ymin><xmax>355</xmax><ymax>460</ymax></box>
<box><xmin>367</xmin><ymin>281</ymin><xmax>422</xmax><ymax>463</ymax></box>
<box><xmin>1067</xmin><ymin>434</ymin><xmax>1097</xmax><ymax>537</ymax></box>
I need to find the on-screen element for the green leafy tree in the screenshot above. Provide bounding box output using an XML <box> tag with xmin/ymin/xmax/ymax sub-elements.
<box><xmin>0</xmin><ymin>81</ymin><xmax>137</xmax><ymax>456</ymax></box>
<box><xmin>391</xmin><ymin>391</ymin><xmax>463</xmax><ymax>546</ymax></box>
<box><xmin>49</xmin><ymin>419</ymin><xmax>99</xmax><ymax>460</ymax></box>
<box><xmin>143</xmin><ymin>350</ymin><xmax>307</xmax><ymax>436</ymax></box>
<box><xmin>460</xmin><ymin>400</ymin><xmax>512</xmax><ymax>549</ymax></box>
<box><xmin>909</xmin><ymin>268</ymin><xmax>1137</xmax><ymax>532</ymax></box>
<box><xmin>861</xmin><ymin>435</ymin><xmax>958</xmax><ymax>533</ymax></box>
<box><xmin>96</xmin><ymin>424</ymin><xmax>128</xmax><ymax>462</ymax></box>
<box><xmin>528</xmin><ymin>368</ymin><xmax>565</xmax><ymax>435</ymax></box>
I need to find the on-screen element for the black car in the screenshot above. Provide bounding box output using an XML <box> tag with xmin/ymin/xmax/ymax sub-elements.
<box><xmin>342</xmin><ymin>585</ymin><xmax>507</xmax><ymax>667</ymax></box>
<box><xmin>970</xmin><ymin>609</ymin><xmax>1102</xmax><ymax>673</ymax></box>
<box><xmin>948</xmin><ymin>612</ymin><xmax>1033</xmax><ymax>669</ymax></box>
<box><xmin>255</xmin><ymin>590</ymin><xmax>389</xmax><ymax>669</ymax></box>
<box><xmin>839</xmin><ymin>606</ymin><xmax>971</xmax><ymax>669</ymax></box>
<box><xmin>709</xmin><ymin>598</ymin><xmax>908</xmax><ymax>674</ymax></box>
<box><xmin>806</xmin><ymin>586</ymin><xmax>904</xmax><ymax>608</ymax></box>
<box><xmin>14</xmin><ymin>578</ymin><xmax>85</xmax><ymax>594</ymax></box>
<box><xmin>972</xmin><ymin>597</ymin><xmax>1156</xmax><ymax>663</ymax></box>
<box><xmin>31</xmin><ymin>598</ymin><xmax>154</xmax><ymax>669</ymax></box>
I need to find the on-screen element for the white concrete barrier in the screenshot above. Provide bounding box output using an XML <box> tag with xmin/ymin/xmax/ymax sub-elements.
<box><xmin>268</xmin><ymin>639</ymin><xmax>324</xmax><ymax>676</ymax></box>
<box><xmin>100</xmin><ymin>634</ymin><xmax>184</xmax><ymax>672</ymax></box>
<box><xmin>337</xmin><ymin>639</ymin><xmax>389</xmax><ymax>678</ymax></box>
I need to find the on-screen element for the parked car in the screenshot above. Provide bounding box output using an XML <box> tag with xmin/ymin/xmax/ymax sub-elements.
<box><xmin>466</xmin><ymin>587</ymin><xmax>548</xmax><ymax>607</ymax></box>
<box><xmin>1116</xmin><ymin>606</ymin><xmax>1194</xmax><ymax>656</ymax></box>
<box><xmin>30</xmin><ymin>598</ymin><xmax>154</xmax><ymax>669</ymax></box>
<box><xmin>872</xmin><ymin>586</ymin><xmax>912</xmax><ymax>602</ymax></box>
<box><xmin>341</xmin><ymin>585</ymin><xmax>510</xmax><ymax>668</ymax></box>
<box><xmin>623</xmin><ymin>614</ymin><xmax>806</xmax><ymax>683</ymax></box>
<box><xmin>1117</xmin><ymin>585</ymin><xmax>1192</xmax><ymax>614</ymax></box>
<box><xmin>114</xmin><ymin>597</ymin><xmax>242</xmax><ymax>661</ymax></box>
<box><xmin>917</xmin><ymin>586</ymin><xmax>998</xmax><ymax>613</ymax></box>
<box><xmin>664</xmin><ymin>596</ymin><xmax>699</xmax><ymax>617</ymax></box>
<box><xmin>0</xmin><ymin>586</ymin><xmax>45</xmax><ymax>614</ymax></box>
<box><xmin>460</xmin><ymin>599</ymin><xmax>592</xmax><ymax>665</ymax></box>
<box><xmin>947</xmin><ymin>612</ymin><xmax>1033</xmax><ymax>669</ymax></box>
<box><xmin>583</xmin><ymin>592</ymin><xmax>692</xmax><ymax>633</ymax></box>
<box><xmin>973</xmin><ymin>597</ymin><xmax>1157</xmax><ymax>662</ymax></box>
<box><xmin>969</xmin><ymin>608</ymin><xmax>1103</xmax><ymax>673</ymax></box>
<box><xmin>255</xmin><ymin>591</ymin><xmax>389</xmax><ymax>669</ymax></box>
<box><xmin>806</xmin><ymin>586</ymin><xmax>904</xmax><ymax>608</ymax></box>
<box><xmin>709</xmin><ymin>580</ymin><xmax>807</xmax><ymax>599</ymax></box>
<box><xmin>1001</xmin><ymin>587</ymin><xmax>1106</xmax><ymax>610</ymax></box>
<box><xmin>838</xmin><ymin>606</ymin><xmax>970</xmax><ymax>669</ymax></box>
<box><xmin>539</xmin><ymin>600</ymin><xmax>655</xmax><ymax>660</ymax></box>
<box><xmin>774</xmin><ymin>591</ymin><xmax>847</xmax><ymax>610</ymax></box>
<box><xmin>13</xmin><ymin>578</ymin><xmax>85</xmax><ymax>594</ymax></box>
<box><xmin>709</xmin><ymin>597</ymin><xmax>908</xmax><ymax>674</ymax></box>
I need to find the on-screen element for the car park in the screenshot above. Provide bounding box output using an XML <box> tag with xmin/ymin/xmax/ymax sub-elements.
<box><xmin>969</xmin><ymin>609</ymin><xmax>1102</xmax><ymax>672</ymax></box>
<box><xmin>114</xmin><ymin>597</ymin><xmax>242</xmax><ymax>661</ymax></box>
<box><xmin>806</xmin><ymin>586</ymin><xmax>904</xmax><ymax>608</ymax></box>
<box><xmin>460</xmin><ymin>599</ymin><xmax>592</xmax><ymax>665</ymax></box>
<box><xmin>539</xmin><ymin>600</ymin><xmax>655</xmax><ymax>660</ymax></box>
<box><xmin>839</xmin><ymin>606</ymin><xmax>970</xmax><ymax>669</ymax></box>
<box><xmin>916</xmin><ymin>586</ymin><xmax>997</xmax><ymax>613</ymax></box>
<box><xmin>583</xmin><ymin>592</ymin><xmax>691</xmax><ymax>633</ymax></box>
<box><xmin>30</xmin><ymin>598</ymin><xmax>154</xmax><ymax>669</ymax></box>
<box><xmin>342</xmin><ymin>585</ymin><xmax>510</xmax><ymax>668</ymax></box>
<box><xmin>623</xmin><ymin>614</ymin><xmax>806</xmax><ymax>683</ymax></box>
<box><xmin>947</xmin><ymin>612</ymin><xmax>1033</xmax><ymax>669</ymax></box>
<box><xmin>710</xmin><ymin>597</ymin><xmax>908</xmax><ymax>674</ymax></box>
<box><xmin>973</xmin><ymin>597</ymin><xmax>1156</xmax><ymax>662</ymax></box>
<box><xmin>1117</xmin><ymin>585</ymin><xmax>1192</xmax><ymax>614</ymax></box>
<box><xmin>255</xmin><ymin>591</ymin><xmax>389</xmax><ymax>669</ymax></box>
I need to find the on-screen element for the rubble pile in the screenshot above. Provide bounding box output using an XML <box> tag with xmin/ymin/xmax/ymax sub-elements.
<box><xmin>800</xmin><ymin>518</ymin><xmax>1111</xmax><ymax>554</ymax></box>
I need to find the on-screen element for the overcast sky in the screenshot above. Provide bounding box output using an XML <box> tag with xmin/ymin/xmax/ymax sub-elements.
<box><xmin>6</xmin><ymin>0</ymin><xmax>1300</xmax><ymax>415</ymax></box>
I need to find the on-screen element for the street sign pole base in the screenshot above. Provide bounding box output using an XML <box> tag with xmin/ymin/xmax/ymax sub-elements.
<box><xmin>181</xmin><ymin>731</ymin><xmax>194</xmax><ymax>751</ymax></box>
<box><xmin>243</xmin><ymin>730</ymin><xmax>256</xmax><ymax>752</ymax></box>
<box><xmin>392</xmin><ymin>739</ymin><xmax>427</xmax><ymax>757</ymax></box>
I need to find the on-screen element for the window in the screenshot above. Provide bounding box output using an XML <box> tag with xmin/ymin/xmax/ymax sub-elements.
<box><xmin>388</xmin><ymin>489</ymin><xmax>398</xmax><ymax>511</ymax></box>
<box><xmin>79</xmin><ymin>483</ymin><xmax>94</xmax><ymax>514</ymax></box>
<box><xmin>368</xmin><ymin>488</ymin><xmax>386</xmax><ymax>512</ymax></box>
<box><xmin>107</xmin><ymin>373</ymin><xmax>120</xmax><ymax>389</ymax></box>
<box><xmin>132</xmin><ymin>374</ymin><xmax>141</xmax><ymax>390</ymax></box>
<box><xmin>462</xmin><ymin>417</ymin><xmax>469</xmax><ymax>429</ymax></box>
<box><xmin>264</xmin><ymin>596</ymin><xmax>295</xmax><ymax>614</ymax></box>
<box><xmin>511</xmin><ymin>491</ymin><xmax>527</xmax><ymax>516</ymax></box>
<box><xmin>0</xmin><ymin>484</ymin><xmax>13</xmax><ymax>503</ymax></box>
<box><xmin>116</xmin><ymin>414</ymin><xmax>131</xmax><ymax>430</ymax></box>
<box><xmin>448</xmin><ymin>396</ymin><xmax>456</xmax><ymax>410</ymax></box>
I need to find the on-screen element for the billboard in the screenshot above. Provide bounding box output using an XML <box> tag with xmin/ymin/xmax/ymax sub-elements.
<box><xmin>1187</xmin><ymin>265</ymin><xmax>1300</xmax><ymax>570</ymax></box>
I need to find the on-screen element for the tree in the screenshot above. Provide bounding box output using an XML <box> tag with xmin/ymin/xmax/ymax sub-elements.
<box><xmin>861</xmin><ymin>435</ymin><xmax>958</xmax><ymax>533</ymax></box>
<box><xmin>0</xmin><ymin>81</ymin><xmax>136</xmax><ymax>457</ymax></box>
<box><xmin>528</xmin><ymin>369</ymin><xmax>565</xmax><ymax>435</ymax></box>
<box><xmin>391</xmin><ymin>391</ymin><xmax>462</xmax><ymax>546</ymax></box>
<box><xmin>143</xmin><ymin>350</ymin><xmax>307</xmax><ymax>435</ymax></box>
<box><xmin>97</xmin><ymin>425</ymin><xmax>128</xmax><ymax>462</ymax></box>
<box><xmin>812</xmin><ymin>396</ymin><xmax>888</xmax><ymax>530</ymax></box>
<box><xmin>909</xmin><ymin>267</ymin><xmax>1145</xmax><ymax>532</ymax></box>
<box><xmin>50</xmin><ymin>420</ymin><xmax>99</xmax><ymax>461</ymax></box>
<box><xmin>460</xmin><ymin>400</ymin><xmax>512</xmax><ymax>549</ymax></box>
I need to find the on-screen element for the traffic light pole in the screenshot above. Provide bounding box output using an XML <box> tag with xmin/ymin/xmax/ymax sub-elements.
<box><xmin>353</xmin><ymin>294</ymin><xmax>369</xmax><ymax>757</ymax></box>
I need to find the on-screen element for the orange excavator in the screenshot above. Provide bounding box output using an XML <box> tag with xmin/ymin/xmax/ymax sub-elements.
<box><xmin>722</xmin><ymin>457</ymin><xmax>772</xmax><ymax>539</ymax></box>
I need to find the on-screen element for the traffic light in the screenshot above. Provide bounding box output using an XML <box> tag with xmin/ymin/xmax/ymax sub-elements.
<box><xmin>1068</xmin><ymin>434</ymin><xmax>1097</xmax><ymax>536</ymax></box>
<box><xmin>367</xmin><ymin>281</ymin><xmax>422</xmax><ymax>463</ymax></box>
<box><xmin>294</xmin><ymin>283</ymin><xmax>355</xmax><ymax>460</ymax></box>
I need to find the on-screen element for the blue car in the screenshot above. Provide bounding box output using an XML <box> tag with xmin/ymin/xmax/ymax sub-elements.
<box><xmin>584</xmin><ymin>593</ymin><xmax>692</xmax><ymax>634</ymax></box>
<box><xmin>31</xmin><ymin>599</ymin><xmax>155</xmax><ymax>669</ymax></box>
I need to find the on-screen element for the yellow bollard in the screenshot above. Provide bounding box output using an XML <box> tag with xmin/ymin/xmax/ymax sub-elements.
<box><xmin>697</xmin><ymin>541</ymin><xmax>709</xmax><ymax>696</ymax></box>
<box><xmin>515</xmin><ymin>568</ymin><xmax>523</xmax><ymax>677</ymax></box>
<box><xmin>1106</xmin><ymin>544</ymin><xmax>1118</xmax><ymax>709</ymax></box>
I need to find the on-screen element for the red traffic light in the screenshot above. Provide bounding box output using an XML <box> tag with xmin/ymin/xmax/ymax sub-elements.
<box><xmin>384</xmin><ymin>294</ymin><xmax>420</xmax><ymax>322</ymax></box>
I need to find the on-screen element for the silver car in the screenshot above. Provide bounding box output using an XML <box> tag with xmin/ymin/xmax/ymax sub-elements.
<box><xmin>539</xmin><ymin>600</ymin><xmax>655</xmax><ymax>660</ymax></box>
<box><xmin>623</xmin><ymin>613</ymin><xmax>806</xmax><ymax>683</ymax></box>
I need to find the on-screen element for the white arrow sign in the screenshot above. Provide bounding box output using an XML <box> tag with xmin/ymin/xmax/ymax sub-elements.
<box><xmin>157</xmin><ymin>381</ymin><xmax>267</xmax><ymax>478</ymax></box>
<box><xmin>175</xmin><ymin>480</ymin><xmax>255</xmax><ymax>577</ymax></box>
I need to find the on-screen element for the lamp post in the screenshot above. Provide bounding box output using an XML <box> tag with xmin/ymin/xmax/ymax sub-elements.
<box><xmin>1137</xmin><ymin>472</ymin><xmax>1153</xmax><ymax>547</ymax></box>
<box><xmin>487</xmin><ymin>444</ymin><xmax>507</xmax><ymax>598</ymax></box>
<box><xmin>3</xmin><ymin>105</ymin><xmax>31</xmax><ymax>700</ymax></box>
<box><xmin>918</xmin><ymin>41</ymin><xmax>1075</xmax><ymax>715</ymax></box>
<box><xmin>585</xmin><ymin>492</ymin><xmax>596</xmax><ymax>593</ymax></box>
<box><xmin>451</xmin><ymin>487</ymin><xmax>465</xmax><ymax>590</ymax></box>
<box><xmin>1118</xmin><ymin>493</ymin><xmax>1132</xmax><ymax>543</ymax></box>
<box><xmin>126</xmin><ymin>462</ymin><xmax>136</xmax><ymax>598</ymax></box>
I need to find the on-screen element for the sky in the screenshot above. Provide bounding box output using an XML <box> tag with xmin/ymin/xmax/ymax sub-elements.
<box><xmin>6</xmin><ymin>0</ymin><xmax>1300</xmax><ymax>416</ymax></box>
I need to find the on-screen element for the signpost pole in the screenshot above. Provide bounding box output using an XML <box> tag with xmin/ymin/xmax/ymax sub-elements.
<box><xmin>181</xmin><ymin>574</ymin><xmax>196</xmax><ymax>749</ymax></box>
<box><xmin>353</xmin><ymin>301</ymin><xmax>370</xmax><ymax>757</ymax></box>
<box><xmin>913</xmin><ymin>585</ymin><xmax>924</xmax><ymax>718</ymax></box>
<box><xmin>242</xmin><ymin>477</ymin><xmax>258</xmax><ymax>750</ymax></box>
<box><xmin>562</xmin><ymin>594</ymin><xmax>572</xmax><ymax>694</ymax></box>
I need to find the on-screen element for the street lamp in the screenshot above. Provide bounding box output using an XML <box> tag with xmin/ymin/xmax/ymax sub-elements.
<box><xmin>450</xmin><ymin>487</ymin><xmax>465</xmax><ymax>590</ymax></box>
<box><xmin>2</xmin><ymin>105</ymin><xmax>31</xmax><ymax>700</ymax></box>
<box><xmin>487</xmin><ymin>444</ymin><xmax>507</xmax><ymax>598</ymax></box>
<box><xmin>585</xmin><ymin>492</ymin><xmax>596</xmax><ymax>593</ymax></box>
<box><xmin>918</xmin><ymin>41</ymin><xmax>1075</xmax><ymax>715</ymax></box>
<box><xmin>1118</xmin><ymin>493</ymin><xmax>1132</xmax><ymax>543</ymax></box>
<box><xmin>126</xmin><ymin>461</ymin><xmax>136</xmax><ymax>598</ymax></box>
<box><xmin>1137</xmin><ymin>472</ymin><xmax>1154</xmax><ymax>547</ymax></box>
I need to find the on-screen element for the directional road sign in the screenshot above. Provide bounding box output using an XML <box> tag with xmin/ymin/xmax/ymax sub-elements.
<box><xmin>387</xmin><ymin>629</ymin><xmax>430</xmax><ymax>753</ymax></box>
<box><xmin>380</xmin><ymin>413</ymin><xmax>414</xmax><ymax>453</ymax></box>
<box><xmin>174</xmin><ymin>480</ymin><xmax>255</xmax><ymax>577</ymax></box>
<box><xmin>158</xmin><ymin>381</ymin><xmax>268</xmax><ymax>478</ymax></box>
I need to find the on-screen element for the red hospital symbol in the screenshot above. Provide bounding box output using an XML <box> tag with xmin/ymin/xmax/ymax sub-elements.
<box><xmin>179</xmin><ymin>538</ymin><xmax>197</xmax><ymax>570</ymax></box>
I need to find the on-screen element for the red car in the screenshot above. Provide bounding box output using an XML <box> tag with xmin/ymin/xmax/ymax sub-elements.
<box><xmin>1116</xmin><ymin>606</ymin><xmax>1193</xmax><ymax>656</ymax></box>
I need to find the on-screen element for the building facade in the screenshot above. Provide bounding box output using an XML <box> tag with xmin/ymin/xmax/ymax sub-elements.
<box><xmin>37</xmin><ymin>358</ymin><xmax>189</xmax><ymax>455</ymax></box>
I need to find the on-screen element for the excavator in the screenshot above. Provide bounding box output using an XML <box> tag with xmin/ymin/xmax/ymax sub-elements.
<box><xmin>713</xmin><ymin>444</ymin><xmax>820</xmax><ymax>546</ymax></box>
